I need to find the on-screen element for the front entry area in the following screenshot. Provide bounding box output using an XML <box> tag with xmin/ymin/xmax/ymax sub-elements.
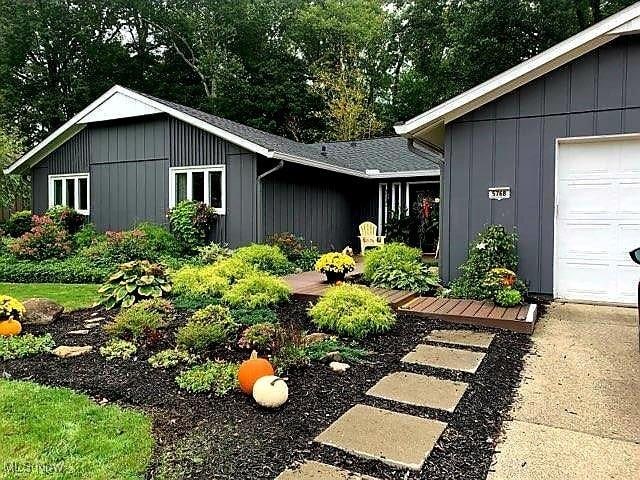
<box><xmin>555</xmin><ymin>136</ymin><xmax>640</xmax><ymax>304</ymax></box>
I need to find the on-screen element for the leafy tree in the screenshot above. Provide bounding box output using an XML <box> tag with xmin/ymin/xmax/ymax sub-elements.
<box><xmin>0</xmin><ymin>125</ymin><xmax>28</xmax><ymax>209</ymax></box>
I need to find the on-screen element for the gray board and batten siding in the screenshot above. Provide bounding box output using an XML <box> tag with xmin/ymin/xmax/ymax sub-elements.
<box><xmin>31</xmin><ymin>113</ymin><xmax>419</xmax><ymax>251</ymax></box>
<box><xmin>442</xmin><ymin>35</ymin><xmax>640</xmax><ymax>295</ymax></box>
<box><xmin>31</xmin><ymin>114</ymin><xmax>258</xmax><ymax>247</ymax></box>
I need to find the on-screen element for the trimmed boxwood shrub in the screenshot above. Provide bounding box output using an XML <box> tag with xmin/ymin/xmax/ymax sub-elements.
<box><xmin>308</xmin><ymin>284</ymin><xmax>396</xmax><ymax>339</ymax></box>
<box><xmin>104</xmin><ymin>298</ymin><xmax>172</xmax><ymax>341</ymax></box>
<box><xmin>222</xmin><ymin>273</ymin><xmax>291</xmax><ymax>310</ymax></box>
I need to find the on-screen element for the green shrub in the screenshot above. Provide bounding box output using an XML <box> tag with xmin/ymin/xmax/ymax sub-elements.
<box><xmin>148</xmin><ymin>349</ymin><xmax>199</xmax><ymax>369</ymax></box>
<box><xmin>45</xmin><ymin>206</ymin><xmax>86</xmax><ymax>234</ymax></box>
<box><xmin>233</xmin><ymin>244</ymin><xmax>294</xmax><ymax>275</ymax></box>
<box><xmin>171</xmin><ymin>264</ymin><xmax>229</xmax><ymax>304</ymax></box>
<box><xmin>222</xmin><ymin>273</ymin><xmax>290</xmax><ymax>310</ymax></box>
<box><xmin>308</xmin><ymin>284</ymin><xmax>396</xmax><ymax>339</ymax></box>
<box><xmin>305</xmin><ymin>339</ymin><xmax>368</xmax><ymax>363</ymax></box>
<box><xmin>136</xmin><ymin>222</ymin><xmax>181</xmax><ymax>257</ymax></box>
<box><xmin>197</xmin><ymin>243</ymin><xmax>233</xmax><ymax>264</ymax></box>
<box><xmin>98</xmin><ymin>260</ymin><xmax>172</xmax><ymax>309</ymax></box>
<box><xmin>176</xmin><ymin>308</ymin><xmax>237</xmax><ymax>353</ymax></box>
<box><xmin>237</xmin><ymin>322</ymin><xmax>282</xmax><ymax>351</ymax></box>
<box><xmin>0</xmin><ymin>333</ymin><xmax>55</xmax><ymax>360</ymax></box>
<box><xmin>265</xmin><ymin>232</ymin><xmax>320</xmax><ymax>271</ymax></box>
<box><xmin>175</xmin><ymin>361</ymin><xmax>239</xmax><ymax>394</ymax></box>
<box><xmin>230</xmin><ymin>307</ymin><xmax>278</xmax><ymax>326</ymax></box>
<box><xmin>5</xmin><ymin>210</ymin><xmax>33</xmax><ymax>238</ymax></box>
<box><xmin>8</xmin><ymin>216</ymin><xmax>72</xmax><ymax>260</ymax></box>
<box><xmin>103</xmin><ymin>229</ymin><xmax>157</xmax><ymax>263</ymax></box>
<box><xmin>368</xmin><ymin>255</ymin><xmax>440</xmax><ymax>294</ymax></box>
<box><xmin>363</xmin><ymin>243</ymin><xmax>422</xmax><ymax>282</ymax></box>
<box><xmin>99</xmin><ymin>339</ymin><xmax>137</xmax><ymax>360</ymax></box>
<box><xmin>191</xmin><ymin>304</ymin><xmax>232</xmax><ymax>323</ymax></box>
<box><xmin>494</xmin><ymin>288</ymin><xmax>523</xmax><ymax>307</ymax></box>
<box><xmin>73</xmin><ymin>223</ymin><xmax>103</xmax><ymax>249</ymax></box>
<box><xmin>272</xmin><ymin>343</ymin><xmax>310</xmax><ymax>372</ymax></box>
<box><xmin>208</xmin><ymin>257</ymin><xmax>255</xmax><ymax>283</ymax></box>
<box><xmin>168</xmin><ymin>200</ymin><xmax>217</xmax><ymax>252</ymax></box>
<box><xmin>0</xmin><ymin>253</ymin><xmax>111</xmax><ymax>283</ymax></box>
<box><xmin>104</xmin><ymin>298</ymin><xmax>172</xmax><ymax>340</ymax></box>
<box><xmin>448</xmin><ymin>225</ymin><xmax>521</xmax><ymax>300</ymax></box>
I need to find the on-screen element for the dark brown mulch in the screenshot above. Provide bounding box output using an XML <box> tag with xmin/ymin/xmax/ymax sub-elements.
<box><xmin>1</xmin><ymin>299</ymin><xmax>532</xmax><ymax>480</ymax></box>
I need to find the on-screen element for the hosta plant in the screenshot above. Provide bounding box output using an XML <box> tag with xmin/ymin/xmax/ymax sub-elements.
<box><xmin>97</xmin><ymin>260</ymin><xmax>171</xmax><ymax>309</ymax></box>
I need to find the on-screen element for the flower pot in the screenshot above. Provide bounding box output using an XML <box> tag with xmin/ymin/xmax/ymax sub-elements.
<box><xmin>0</xmin><ymin>319</ymin><xmax>22</xmax><ymax>336</ymax></box>
<box><xmin>324</xmin><ymin>271</ymin><xmax>346</xmax><ymax>284</ymax></box>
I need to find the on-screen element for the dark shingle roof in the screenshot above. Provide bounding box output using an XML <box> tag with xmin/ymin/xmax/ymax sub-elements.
<box><xmin>138</xmin><ymin>91</ymin><xmax>441</xmax><ymax>176</ymax></box>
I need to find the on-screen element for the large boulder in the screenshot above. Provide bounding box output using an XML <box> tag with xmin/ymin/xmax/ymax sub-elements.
<box><xmin>22</xmin><ymin>298</ymin><xmax>64</xmax><ymax>325</ymax></box>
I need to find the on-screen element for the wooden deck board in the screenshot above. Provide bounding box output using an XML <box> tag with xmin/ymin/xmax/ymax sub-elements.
<box><xmin>398</xmin><ymin>296</ymin><xmax>537</xmax><ymax>334</ymax></box>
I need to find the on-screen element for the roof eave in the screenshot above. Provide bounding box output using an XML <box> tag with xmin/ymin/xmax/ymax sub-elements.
<box><xmin>395</xmin><ymin>3</ymin><xmax>640</xmax><ymax>140</ymax></box>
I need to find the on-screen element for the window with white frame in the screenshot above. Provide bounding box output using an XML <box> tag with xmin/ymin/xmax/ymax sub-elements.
<box><xmin>169</xmin><ymin>165</ymin><xmax>226</xmax><ymax>214</ymax></box>
<box><xmin>48</xmin><ymin>174</ymin><xmax>90</xmax><ymax>215</ymax></box>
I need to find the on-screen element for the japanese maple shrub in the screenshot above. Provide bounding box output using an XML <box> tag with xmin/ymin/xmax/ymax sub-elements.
<box><xmin>8</xmin><ymin>216</ymin><xmax>72</xmax><ymax>260</ymax></box>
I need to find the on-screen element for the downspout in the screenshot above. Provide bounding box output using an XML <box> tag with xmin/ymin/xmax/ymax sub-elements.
<box><xmin>256</xmin><ymin>159</ymin><xmax>285</xmax><ymax>243</ymax></box>
<box><xmin>407</xmin><ymin>138</ymin><xmax>446</xmax><ymax>278</ymax></box>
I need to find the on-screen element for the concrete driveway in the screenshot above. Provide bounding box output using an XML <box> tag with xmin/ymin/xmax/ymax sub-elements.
<box><xmin>487</xmin><ymin>302</ymin><xmax>640</xmax><ymax>480</ymax></box>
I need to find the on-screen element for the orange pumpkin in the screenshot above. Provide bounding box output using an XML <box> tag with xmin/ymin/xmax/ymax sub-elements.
<box><xmin>238</xmin><ymin>351</ymin><xmax>274</xmax><ymax>395</ymax></box>
<box><xmin>0</xmin><ymin>319</ymin><xmax>22</xmax><ymax>336</ymax></box>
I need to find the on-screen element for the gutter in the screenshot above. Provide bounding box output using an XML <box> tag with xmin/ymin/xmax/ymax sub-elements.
<box><xmin>256</xmin><ymin>160</ymin><xmax>285</xmax><ymax>242</ymax></box>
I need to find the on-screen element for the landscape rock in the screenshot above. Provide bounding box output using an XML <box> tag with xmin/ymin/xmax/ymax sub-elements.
<box><xmin>52</xmin><ymin>345</ymin><xmax>93</xmax><ymax>358</ymax></box>
<box><xmin>67</xmin><ymin>329</ymin><xmax>90</xmax><ymax>335</ymax></box>
<box><xmin>84</xmin><ymin>322</ymin><xmax>100</xmax><ymax>329</ymax></box>
<box><xmin>89</xmin><ymin>316</ymin><xmax>105</xmax><ymax>322</ymax></box>
<box><xmin>303</xmin><ymin>332</ymin><xmax>333</xmax><ymax>346</ymax></box>
<box><xmin>21</xmin><ymin>298</ymin><xmax>64</xmax><ymax>325</ymax></box>
<box><xmin>329</xmin><ymin>361</ymin><xmax>350</xmax><ymax>373</ymax></box>
<box><xmin>321</xmin><ymin>351</ymin><xmax>343</xmax><ymax>363</ymax></box>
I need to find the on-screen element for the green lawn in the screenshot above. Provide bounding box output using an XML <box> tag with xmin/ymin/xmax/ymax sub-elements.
<box><xmin>0</xmin><ymin>380</ymin><xmax>153</xmax><ymax>480</ymax></box>
<box><xmin>0</xmin><ymin>283</ymin><xmax>100</xmax><ymax>311</ymax></box>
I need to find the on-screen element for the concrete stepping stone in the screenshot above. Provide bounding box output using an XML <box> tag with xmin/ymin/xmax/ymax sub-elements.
<box><xmin>276</xmin><ymin>460</ymin><xmax>378</xmax><ymax>479</ymax></box>
<box><xmin>402</xmin><ymin>344</ymin><xmax>485</xmax><ymax>373</ymax></box>
<box><xmin>315</xmin><ymin>404</ymin><xmax>447</xmax><ymax>470</ymax></box>
<box><xmin>426</xmin><ymin>329</ymin><xmax>495</xmax><ymax>349</ymax></box>
<box><xmin>366</xmin><ymin>371</ymin><xmax>468</xmax><ymax>412</ymax></box>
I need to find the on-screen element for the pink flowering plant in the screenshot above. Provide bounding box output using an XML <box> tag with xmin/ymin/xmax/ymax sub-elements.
<box><xmin>8</xmin><ymin>215</ymin><xmax>73</xmax><ymax>260</ymax></box>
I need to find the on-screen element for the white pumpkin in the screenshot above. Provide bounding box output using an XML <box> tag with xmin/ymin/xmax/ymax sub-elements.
<box><xmin>252</xmin><ymin>375</ymin><xmax>288</xmax><ymax>408</ymax></box>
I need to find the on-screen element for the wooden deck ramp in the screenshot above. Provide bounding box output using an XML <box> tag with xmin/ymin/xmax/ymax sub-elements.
<box><xmin>399</xmin><ymin>297</ymin><xmax>537</xmax><ymax>334</ymax></box>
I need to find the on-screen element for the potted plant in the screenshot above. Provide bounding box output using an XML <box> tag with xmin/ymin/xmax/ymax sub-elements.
<box><xmin>314</xmin><ymin>252</ymin><xmax>356</xmax><ymax>283</ymax></box>
<box><xmin>0</xmin><ymin>295</ymin><xmax>26</xmax><ymax>336</ymax></box>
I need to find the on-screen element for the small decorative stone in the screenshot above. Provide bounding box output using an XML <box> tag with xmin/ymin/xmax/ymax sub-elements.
<box><xmin>52</xmin><ymin>345</ymin><xmax>93</xmax><ymax>358</ymax></box>
<box><xmin>89</xmin><ymin>316</ymin><xmax>105</xmax><ymax>322</ymax></box>
<box><xmin>21</xmin><ymin>298</ymin><xmax>64</xmax><ymax>325</ymax></box>
<box><xmin>303</xmin><ymin>332</ymin><xmax>333</xmax><ymax>346</ymax></box>
<box><xmin>84</xmin><ymin>322</ymin><xmax>100</xmax><ymax>329</ymax></box>
<box><xmin>321</xmin><ymin>351</ymin><xmax>343</xmax><ymax>363</ymax></box>
<box><xmin>68</xmin><ymin>329</ymin><xmax>90</xmax><ymax>335</ymax></box>
<box><xmin>329</xmin><ymin>361</ymin><xmax>350</xmax><ymax>373</ymax></box>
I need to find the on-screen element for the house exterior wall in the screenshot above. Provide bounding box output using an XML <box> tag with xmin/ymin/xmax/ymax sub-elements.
<box><xmin>31</xmin><ymin>115</ymin><xmax>258</xmax><ymax>246</ymax></box>
<box><xmin>442</xmin><ymin>35</ymin><xmax>640</xmax><ymax>294</ymax></box>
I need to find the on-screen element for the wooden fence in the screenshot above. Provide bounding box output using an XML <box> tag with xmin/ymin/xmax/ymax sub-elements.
<box><xmin>0</xmin><ymin>197</ymin><xmax>27</xmax><ymax>223</ymax></box>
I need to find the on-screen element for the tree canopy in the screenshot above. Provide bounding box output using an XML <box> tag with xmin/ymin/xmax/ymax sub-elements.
<box><xmin>0</xmin><ymin>0</ymin><xmax>636</xmax><ymax>148</ymax></box>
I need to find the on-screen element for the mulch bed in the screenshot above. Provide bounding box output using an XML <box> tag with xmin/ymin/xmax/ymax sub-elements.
<box><xmin>2</xmin><ymin>299</ymin><xmax>532</xmax><ymax>480</ymax></box>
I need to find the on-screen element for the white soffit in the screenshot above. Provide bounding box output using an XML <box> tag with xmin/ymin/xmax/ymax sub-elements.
<box><xmin>79</xmin><ymin>91</ymin><xmax>161</xmax><ymax>123</ymax></box>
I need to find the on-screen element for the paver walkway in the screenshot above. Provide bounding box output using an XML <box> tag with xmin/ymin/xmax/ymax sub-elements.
<box><xmin>277</xmin><ymin>329</ymin><xmax>495</xmax><ymax>478</ymax></box>
<box><xmin>487</xmin><ymin>303</ymin><xmax>640</xmax><ymax>480</ymax></box>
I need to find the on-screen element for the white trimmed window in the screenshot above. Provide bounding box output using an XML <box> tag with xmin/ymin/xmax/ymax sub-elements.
<box><xmin>48</xmin><ymin>173</ymin><xmax>90</xmax><ymax>215</ymax></box>
<box><xmin>169</xmin><ymin>165</ymin><xmax>226</xmax><ymax>214</ymax></box>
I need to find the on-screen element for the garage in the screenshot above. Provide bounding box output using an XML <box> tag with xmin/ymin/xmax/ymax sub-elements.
<box><xmin>555</xmin><ymin>135</ymin><xmax>640</xmax><ymax>304</ymax></box>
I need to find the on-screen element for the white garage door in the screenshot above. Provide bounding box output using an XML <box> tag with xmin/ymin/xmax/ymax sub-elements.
<box><xmin>555</xmin><ymin>136</ymin><xmax>640</xmax><ymax>305</ymax></box>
